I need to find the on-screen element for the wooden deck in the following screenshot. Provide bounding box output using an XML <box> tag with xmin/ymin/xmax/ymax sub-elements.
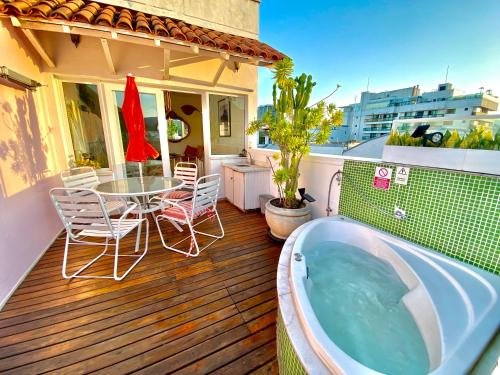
<box><xmin>0</xmin><ymin>202</ymin><xmax>282</xmax><ymax>374</ymax></box>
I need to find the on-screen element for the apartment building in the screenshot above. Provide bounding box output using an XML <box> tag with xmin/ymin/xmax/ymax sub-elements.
<box><xmin>342</xmin><ymin>83</ymin><xmax>499</xmax><ymax>141</ymax></box>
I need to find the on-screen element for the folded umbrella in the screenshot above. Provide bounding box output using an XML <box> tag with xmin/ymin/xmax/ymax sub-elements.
<box><xmin>122</xmin><ymin>75</ymin><xmax>159</xmax><ymax>176</ymax></box>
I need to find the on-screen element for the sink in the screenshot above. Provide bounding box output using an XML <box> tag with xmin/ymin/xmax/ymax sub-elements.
<box><xmin>235</xmin><ymin>164</ymin><xmax>251</xmax><ymax>167</ymax></box>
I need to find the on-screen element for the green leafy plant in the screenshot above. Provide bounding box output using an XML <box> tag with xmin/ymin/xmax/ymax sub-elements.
<box><xmin>75</xmin><ymin>153</ymin><xmax>101</xmax><ymax>169</ymax></box>
<box><xmin>167</xmin><ymin>118</ymin><xmax>178</xmax><ymax>139</ymax></box>
<box><xmin>386</xmin><ymin>125</ymin><xmax>500</xmax><ymax>150</ymax></box>
<box><xmin>247</xmin><ymin>58</ymin><xmax>343</xmax><ymax>208</ymax></box>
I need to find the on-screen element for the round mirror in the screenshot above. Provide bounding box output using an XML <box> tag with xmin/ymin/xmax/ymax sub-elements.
<box><xmin>167</xmin><ymin>111</ymin><xmax>190</xmax><ymax>143</ymax></box>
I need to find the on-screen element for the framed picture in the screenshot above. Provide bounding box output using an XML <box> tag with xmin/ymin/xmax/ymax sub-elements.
<box><xmin>218</xmin><ymin>98</ymin><xmax>231</xmax><ymax>137</ymax></box>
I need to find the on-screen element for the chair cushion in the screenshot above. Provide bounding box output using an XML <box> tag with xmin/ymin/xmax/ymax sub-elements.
<box><xmin>163</xmin><ymin>190</ymin><xmax>193</xmax><ymax>200</ymax></box>
<box><xmin>184</xmin><ymin>145</ymin><xmax>198</xmax><ymax>157</ymax></box>
<box><xmin>160</xmin><ymin>201</ymin><xmax>211</xmax><ymax>222</ymax></box>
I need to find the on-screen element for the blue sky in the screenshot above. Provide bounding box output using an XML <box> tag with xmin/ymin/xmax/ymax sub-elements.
<box><xmin>257</xmin><ymin>0</ymin><xmax>500</xmax><ymax>108</ymax></box>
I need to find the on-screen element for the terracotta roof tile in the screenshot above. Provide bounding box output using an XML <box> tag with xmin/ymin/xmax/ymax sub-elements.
<box><xmin>95</xmin><ymin>5</ymin><xmax>115</xmax><ymax>26</ymax></box>
<box><xmin>0</xmin><ymin>0</ymin><xmax>285</xmax><ymax>62</ymax></box>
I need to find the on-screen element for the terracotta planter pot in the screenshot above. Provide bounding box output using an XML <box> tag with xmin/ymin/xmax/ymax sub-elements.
<box><xmin>265</xmin><ymin>199</ymin><xmax>312</xmax><ymax>240</ymax></box>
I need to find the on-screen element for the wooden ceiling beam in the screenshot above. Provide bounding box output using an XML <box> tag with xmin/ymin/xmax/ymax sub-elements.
<box><xmin>163</xmin><ymin>49</ymin><xmax>170</xmax><ymax>80</ymax></box>
<box><xmin>11</xmin><ymin>17</ymin><xmax>56</xmax><ymax>68</ymax></box>
<box><xmin>100</xmin><ymin>38</ymin><xmax>115</xmax><ymax>74</ymax></box>
<box><xmin>169</xmin><ymin>56</ymin><xmax>214</xmax><ymax>68</ymax></box>
<box><xmin>212</xmin><ymin>60</ymin><xmax>226</xmax><ymax>86</ymax></box>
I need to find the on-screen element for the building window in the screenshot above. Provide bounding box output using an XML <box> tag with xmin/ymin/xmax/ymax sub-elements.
<box><xmin>446</xmin><ymin>108</ymin><xmax>456</xmax><ymax>114</ymax></box>
<box><xmin>209</xmin><ymin>95</ymin><xmax>245</xmax><ymax>155</ymax></box>
<box><xmin>464</xmin><ymin>107</ymin><xmax>469</xmax><ymax>111</ymax></box>
<box><xmin>62</xmin><ymin>82</ymin><xmax>109</xmax><ymax>169</ymax></box>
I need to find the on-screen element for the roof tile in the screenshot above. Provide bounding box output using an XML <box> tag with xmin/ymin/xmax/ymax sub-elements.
<box><xmin>95</xmin><ymin>5</ymin><xmax>115</xmax><ymax>26</ymax></box>
<box><xmin>0</xmin><ymin>0</ymin><xmax>285</xmax><ymax>62</ymax></box>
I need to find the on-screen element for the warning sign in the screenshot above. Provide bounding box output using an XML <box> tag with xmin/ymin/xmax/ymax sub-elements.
<box><xmin>373</xmin><ymin>167</ymin><xmax>392</xmax><ymax>190</ymax></box>
<box><xmin>395</xmin><ymin>166</ymin><xmax>410</xmax><ymax>185</ymax></box>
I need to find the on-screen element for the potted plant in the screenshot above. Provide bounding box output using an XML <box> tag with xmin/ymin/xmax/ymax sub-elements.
<box><xmin>247</xmin><ymin>58</ymin><xmax>342</xmax><ymax>240</ymax></box>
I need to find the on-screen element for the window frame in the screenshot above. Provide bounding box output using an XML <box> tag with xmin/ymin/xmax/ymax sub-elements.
<box><xmin>55</xmin><ymin>78</ymin><xmax>114</xmax><ymax>173</ymax></box>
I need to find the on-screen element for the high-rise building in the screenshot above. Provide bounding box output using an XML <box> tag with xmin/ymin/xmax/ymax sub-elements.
<box><xmin>256</xmin><ymin>104</ymin><xmax>276</xmax><ymax>145</ymax></box>
<box><xmin>341</xmin><ymin>83</ymin><xmax>499</xmax><ymax>141</ymax></box>
<box><xmin>257</xmin><ymin>104</ymin><xmax>275</xmax><ymax>120</ymax></box>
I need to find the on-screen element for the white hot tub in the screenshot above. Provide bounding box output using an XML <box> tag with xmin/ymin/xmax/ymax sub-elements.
<box><xmin>277</xmin><ymin>216</ymin><xmax>500</xmax><ymax>375</ymax></box>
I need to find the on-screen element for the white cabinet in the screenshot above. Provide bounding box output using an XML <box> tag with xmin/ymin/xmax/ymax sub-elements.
<box><xmin>224</xmin><ymin>166</ymin><xmax>270</xmax><ymax>211</ymax></box>
<box><xmin>224</xmin><ymin>168</ymin><xmax>234</xmax><ymax>203</ymax></box>
<box><xmin>233</xmin><ymin>170</ymin><xmax>245</xmax><ymax>209</ymax></box>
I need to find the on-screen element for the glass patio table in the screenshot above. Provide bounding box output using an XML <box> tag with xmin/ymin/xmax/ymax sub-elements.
<box><xmin>95</xmin><ymin>176</ymin><xmax>184</xmax><ymax>214</ymax></box>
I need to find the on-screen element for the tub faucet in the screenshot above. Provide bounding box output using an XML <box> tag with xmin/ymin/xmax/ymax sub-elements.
<box><xmin>326</xmin><ymin>170</ymin><xmax>343</xmax><ymax>216</ymax></box>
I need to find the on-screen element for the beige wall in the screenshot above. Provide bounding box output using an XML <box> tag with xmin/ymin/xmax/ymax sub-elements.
<box><xmin>0</xmin><ymin>21</ymin><xmax>67</xmax><ymax>308</ymax></box>
<box><xmin>168</xmin><ymin>92</ymin><xmax>203</xmax><ymax>155</ymax></box>
<box><xmin>100</xmin><ymin>0</ymin><xmax>260</xmax><ymax>38</ymax></box>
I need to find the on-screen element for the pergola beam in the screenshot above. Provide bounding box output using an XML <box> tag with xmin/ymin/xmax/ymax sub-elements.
<box><xmin>100</xmin><ymin>38</ymin><xmax>115</xmax><ymax>74</ymax></box>
<box><xmin>11</xmin><ymin>17</ymin><xmax>56</xmax><ymax>68</ymax></box>
<box><xmin>169</xmin><ymin>56</ymin><xmax>214</xmax><ymax>68</ymax></box>
<box><xmin>212</xmin><ymin>60</ymin><xmax>226</xmax><ymax>86</ymax></box>
<box><xmin>163</xmin><ymin>49</ymin><xmax>170</xmax><ymax>80</ymax></box>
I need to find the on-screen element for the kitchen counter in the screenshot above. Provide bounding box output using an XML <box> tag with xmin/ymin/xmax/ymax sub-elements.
<box><xmin>223</xmin><ymin>163</ymin><xmax>271</xmax><ymax>173</ymax></box>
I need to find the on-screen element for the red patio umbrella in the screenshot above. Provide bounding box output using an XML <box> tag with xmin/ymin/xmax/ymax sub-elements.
<box><xmin>122</xmin><ymin>74</ymin><xmax>159</xmax><ymax>178</ymax></box>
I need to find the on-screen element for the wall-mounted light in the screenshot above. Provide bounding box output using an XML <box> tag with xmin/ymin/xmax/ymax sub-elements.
<box><xmin>0</xmin><ymin>66</ymin><xmax>42</xmax><ymax>91</ymax></box>
<box><xmin>70</xmin><ymin>34</ymin><xmax>81</xmax><ymax>48</ymax></box>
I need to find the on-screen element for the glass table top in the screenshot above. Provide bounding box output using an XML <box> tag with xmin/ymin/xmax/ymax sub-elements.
<box><xmin>95</xmin><ymin>177</ymin><xmax>184</xmax><ymax>196</ymax></box>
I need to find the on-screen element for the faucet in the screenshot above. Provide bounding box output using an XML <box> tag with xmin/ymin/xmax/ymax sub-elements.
<box><xmin>326</xmin><ymin>170</ymin><xmax>343</xmax><ymax>216</ymax></box>
<box><xmin>247</xmin><ymin>151</ymin><xmax>255</xmax><ymax>165</ymax></box>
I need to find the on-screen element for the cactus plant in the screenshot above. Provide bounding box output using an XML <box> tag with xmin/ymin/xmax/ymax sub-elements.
<box><xmin>247</xmin><ymin>58</ymin><xmax>342</xmax><ymax>208</ymax></box>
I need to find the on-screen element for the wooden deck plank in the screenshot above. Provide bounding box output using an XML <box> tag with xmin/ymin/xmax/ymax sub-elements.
<box><xmin>0</xmin><ymin>202</ymin><xmax>282</xmax><ymax>374</ymax></box>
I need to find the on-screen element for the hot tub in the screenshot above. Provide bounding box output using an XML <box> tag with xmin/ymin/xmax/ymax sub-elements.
<box><xmin>277</xmin><ymin>216</ymin><xmax>500</xmax><ymax>375</ymax></box>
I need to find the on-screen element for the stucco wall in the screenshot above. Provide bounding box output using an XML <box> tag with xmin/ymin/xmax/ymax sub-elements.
<box><xmin>99</xmin><ymin>0</ymin><xmax>260</xmax><ymax>39</ymax></box>
<box><xmin>0</xmin><ymin>21</ymin><xmax>66</xmax><ymax>309</ymax></box>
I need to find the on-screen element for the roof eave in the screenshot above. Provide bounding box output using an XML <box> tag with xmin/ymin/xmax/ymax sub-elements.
<box><xmin>3</xmin><ymin>15</ymin><xmax>280</xmax><ymax>67</ymax></box>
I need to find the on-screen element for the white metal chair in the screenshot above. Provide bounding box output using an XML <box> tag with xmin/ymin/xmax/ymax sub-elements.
<box><xmin>163</xmin><ymin>162</ymin><xmax>198</xmax><ymax>201</ymax></box>
<box><xmin>155</xmin><ymin>174</ymin><xmax>224</xmax><ymax>257</ymax></box>
<box><xmin>61</xmin><ymin>167</ymin><xmax>124</xmax><ymax>214</ymax></box>
<box><xmin>50</xmin><ymin>187</ymin><xmax>149</xmax><ymax>280</ymax></box>
<box><xmin>60</xmin><ymin>167</ymin><xmax>99</xmax><ymax>189</ymax></box>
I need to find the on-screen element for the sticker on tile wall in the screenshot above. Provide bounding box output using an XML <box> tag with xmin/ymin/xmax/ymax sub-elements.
<box><xmin>373</xmin><ymin>166</ymin><xmax>392</xmax><ymax>190</ymax></box>
<box><xmin>395</xmin><ymin>166</ymin><xmax>410</xmax><ymax>185</ymax></box>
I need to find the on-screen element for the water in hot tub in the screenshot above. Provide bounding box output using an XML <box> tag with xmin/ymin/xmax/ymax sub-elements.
<box><xmin>305</xmin><ymin>241</ymin><xmax>429</xmax><ymax>375</ymax></box>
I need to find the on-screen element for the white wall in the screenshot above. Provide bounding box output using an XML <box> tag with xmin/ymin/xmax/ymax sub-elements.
<box><xmin>0</xmin><ymin>22</ymin><xmax>67</xmax><ymax>309</ymax></box>
<box><xmin>251</xmin><ymin>149</ymin><xmax>345</xmax><ymax>218</ymax></box>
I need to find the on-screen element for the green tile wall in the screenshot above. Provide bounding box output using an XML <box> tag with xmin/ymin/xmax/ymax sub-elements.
<box><xmin>339</xmin><ymin>160</ymin><xmax>499</xmax><ymax>274</ymax></box>
<box><xmin>277</xmin><ymin>310</ymin><xmax>307</xmax><ymax>375</ymax></box>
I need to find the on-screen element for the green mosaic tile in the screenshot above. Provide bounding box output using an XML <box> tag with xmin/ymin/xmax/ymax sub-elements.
<box><xmin>277</xmin><ymin>310</ymin><xmax>308</xmax><ymax>375</ymax></box>
<box><xmin>339</xmin><ymin>160</ymin><xmax>500</xmax><ymax>274</ymax></box>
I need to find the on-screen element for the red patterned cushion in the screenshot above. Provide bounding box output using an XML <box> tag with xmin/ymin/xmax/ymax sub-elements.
<box><xmin>163</xmin><ymin>190</ymin><xmax>193</xmax><ymax>200</ymax></box>
<box><xmin>161</xmin><ymin>201</ymin><xmax>212</xmax><ymax>222</ymax></box>
<box><xmin>184</xmin><ymin>145</ymin><xmax>198</xmax><ymax>157</ymax></box>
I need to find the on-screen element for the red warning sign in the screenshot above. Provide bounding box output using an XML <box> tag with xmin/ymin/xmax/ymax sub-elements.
<box><xmin>373</xmin><ymin>166</ymin><xmax>392</xmax><ymax>190</ymax></box>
